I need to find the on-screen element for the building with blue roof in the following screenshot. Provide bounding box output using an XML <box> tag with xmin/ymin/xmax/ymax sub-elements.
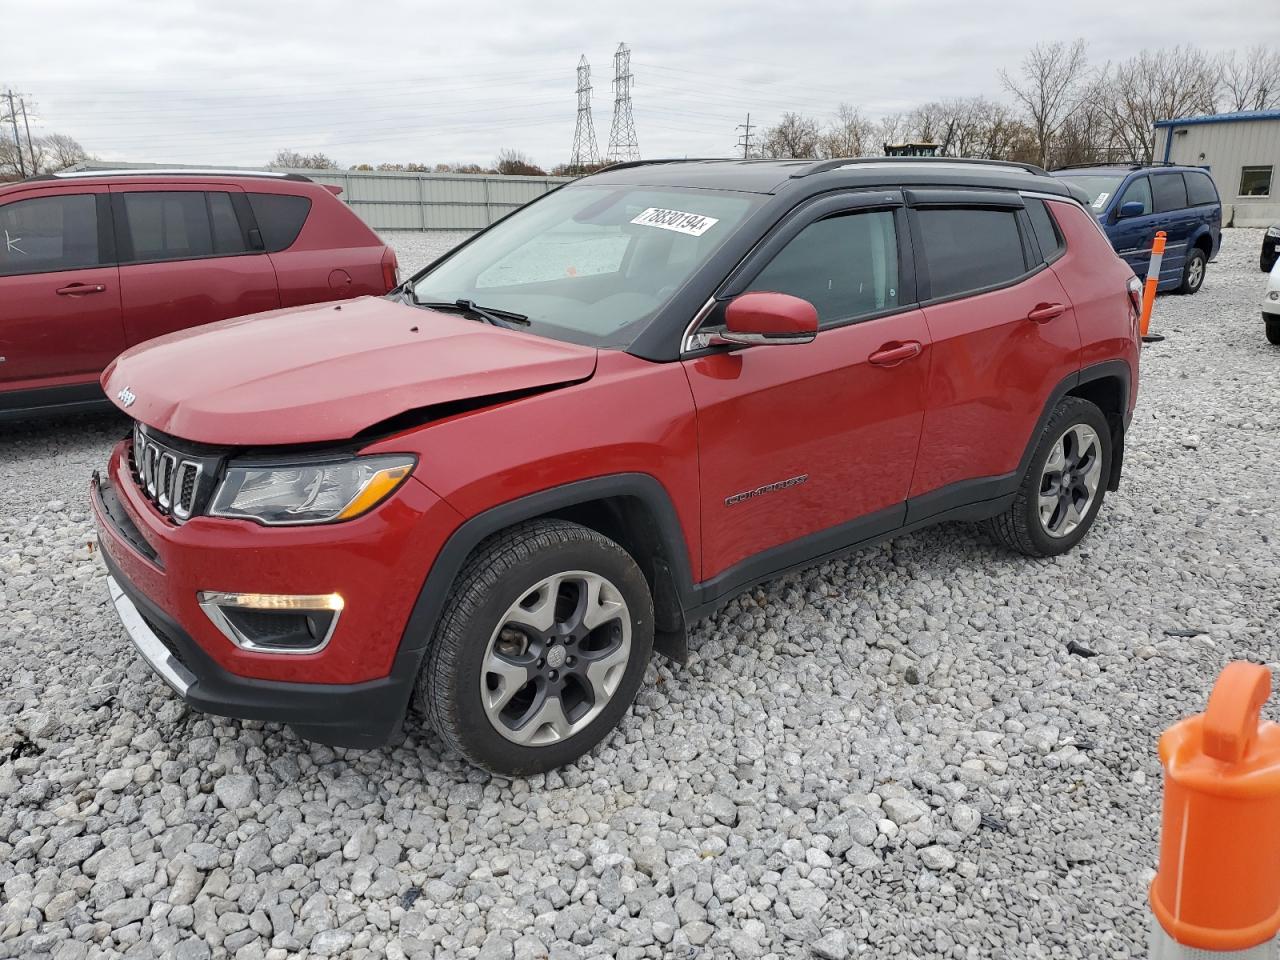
<box><xmin>1154</xmin><ymin>110</ymin><xmax>1280</xmax><ymax>227</ymax></box>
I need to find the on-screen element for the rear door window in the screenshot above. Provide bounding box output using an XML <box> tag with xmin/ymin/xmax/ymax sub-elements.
<box><xmin>246</xmin><ymin>193</ymin><xmax>312</xmax><ymax>252</ymax></box>
<box><xmin>207</xmin><ymin>192</ymin><xmax>247</xmax><ymax>255</ymax></box>
<box><xmin>0</xmin><ymin>194</ymin><xmax>101</xmax><ymax>276</ymax></box>
<box><xmin>1119</xmin><ymin>177</ymin><xmax>1153</xmax><ymax>216</ymax></box>
<box><xmin>120</xmin><ymin>191</ymin><xmax>215</xmax><ymax>263</ymax></box>
<box><xmin>916</xmin><ymin>208</ymin><xmax>1028</xmax><ymax>300</ymax></box>
<box><xmin>746</xmin><ymin>209</ymin><xmax>899</xmax><ymax>326</ymax></box>
<box><xmin>1184</xmin><ymin>171</ymin><xmax>1218</xmax><ymax>206</ymax></box>
<box><xmin>1151</xmin><ymin>173</ymin><xmax>1189</xmax><ymax>213</ymax></box>
<box><xmin>1024</xmin><ymin>199</ymin><xmax>1065</xmax><ymax>262</ymax></box>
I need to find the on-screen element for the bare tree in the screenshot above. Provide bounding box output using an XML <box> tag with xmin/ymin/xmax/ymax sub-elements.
<box><xmin>1218</xmin><ymin>46</ymin><xmax>1280</xmax><ymax>111</ymax></box>
<box><xmin>819</xmin><ymin>104</ymin><xmax>877</xmax><ymax>158</ymax></box>
<box><xmin>39</xmin><ymin>133</ymin><xmax>87</xmax><ymax>171</ymax></box>
<box><xmin>1102</xmin><ymin>47</ymin><xmax>1220</xmax><ymax>164</ymax></box>
<box><xmin>759</xmin><ymin>113</ymin><xmax>822</xmax><ymax>159</ymax></box>
<box><xmin>0</xmin><ymin>130</ymin><xmax>89</xmax><ymax>179</ymax></box>
<box><xmin>270</xmin><ymin>149</ymin><xmax>338</xmax><ymax>170</ymax></box>
<box><xmin>494</xmin><ymin>149</ymin><xmax>547</xmax><ymax>176</ymax></box>
<box><xmin>1001</xmin><ymin>39</ymin><xmax>1090</xmax><ymax>168</ymax></box>
<box><xmin>876</xmin><ymin>112</ymin><xmax>909</xmax><ymax>152</ymax></box>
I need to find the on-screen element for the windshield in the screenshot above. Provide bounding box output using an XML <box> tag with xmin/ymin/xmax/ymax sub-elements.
<box><xmin>1055</xmin><ymin>175</ymin><xmax>1126</xmax><ymax>212</ymax></box>
<box><xmin>410</xmin><ymin>184</ymin><xmax>759</xmax><ymax>348</ymax></box>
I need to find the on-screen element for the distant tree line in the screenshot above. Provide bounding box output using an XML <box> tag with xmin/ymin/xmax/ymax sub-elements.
<box><xmin>0</xmin><ymin>131</ymin><xmax>89</xmax><ymax>181</ymax></box>
<box><xmin>752</xmin><ymin>42</ymin><xmax>1279</xmax><ymax>169</ymax></box>
<box><xmin>271</xmin><ymin>147</ymin><xmax>557</xmax><ymax>177</ymax></box>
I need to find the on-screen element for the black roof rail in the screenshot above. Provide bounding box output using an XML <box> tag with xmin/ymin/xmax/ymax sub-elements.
<box><xmin>594</xmin><ymin>157</ymin><xmax>735</xmax><ymax>173</ymax></box>
<box><xmin>794</xmin><ymin>156</ymin><xmax>1049</xmax><ymax>178</ymax></box>
<box><xmin>1051</xmin><ymin>160</ymin><xmax>1182</xmax><ymax>172</ymax></box>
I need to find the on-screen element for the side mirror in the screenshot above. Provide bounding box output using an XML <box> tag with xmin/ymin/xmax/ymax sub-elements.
<box><xmin>1118</xmin><ymin>201</ymin><xmax>1147</xmax><ymax>219</ymax></box>
<box><xmin>721</xmin><ymin>291</ymin><xmax>818</xmax><ymax>346</ymax></box>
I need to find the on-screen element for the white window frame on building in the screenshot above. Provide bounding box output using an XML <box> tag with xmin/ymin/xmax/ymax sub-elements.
<box><xmin>1239</xmin><ymin>165</ymin><xmax>1273</xmax><ymax>199</ymax></box>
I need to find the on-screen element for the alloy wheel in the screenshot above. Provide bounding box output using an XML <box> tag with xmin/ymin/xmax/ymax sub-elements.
<box><xmin>1038</xmin><ymin>423</ymin><xmax>1102</xmax><ymax>538</ymax></box>
<box><xmin>480</xmin><ymin>570</ymin><xmax>631</xmax><ymax>746</ymax></box>
<box><xmin>1187</xmin><ymin>255</ymin><xmax>1204</xmax><ymax>289</ymax></box>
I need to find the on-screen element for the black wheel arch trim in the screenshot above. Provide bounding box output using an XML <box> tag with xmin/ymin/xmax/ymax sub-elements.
<box><xmin>395</xmin><ymin>474</ymin><xmax>699</xmax><ymax>672</ymax></box>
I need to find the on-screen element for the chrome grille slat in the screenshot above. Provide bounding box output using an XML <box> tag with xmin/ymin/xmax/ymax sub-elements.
<box><xmin>128</xmin><ymin>424</ymin><xmax>207</xmax><ymax>524</ymax></box>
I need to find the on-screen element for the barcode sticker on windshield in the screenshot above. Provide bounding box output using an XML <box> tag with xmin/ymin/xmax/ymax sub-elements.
<box><xmin>631</xmin><ymin>207</ymin><xmax>719</xmax><ymax>237</ymax></box>
<box><xmin>1092</xmin><ymin>192</ymin><xmax>1110</xmax><ymax>209</ymax></box>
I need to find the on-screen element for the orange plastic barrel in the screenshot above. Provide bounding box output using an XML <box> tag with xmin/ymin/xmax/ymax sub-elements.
<box><xmin>1150</xmin><ymin>662</ymin><xmax>1280</xmax><ymax>953</ymax></box>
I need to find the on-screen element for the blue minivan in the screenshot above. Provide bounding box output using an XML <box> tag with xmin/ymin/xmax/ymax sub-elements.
<box><xmin>1051</xmin><ymin>164</ymin><xmax>1221</xmax><ymax>295</ymax></box>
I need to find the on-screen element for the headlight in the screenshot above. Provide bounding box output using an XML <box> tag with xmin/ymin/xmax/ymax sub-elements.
<box><xmin>210</xmin><ymin>454</ymin><xmax>416</xmax><ymax>525</ymax></box>
<box><xmin>1268</xmin><ymin>226</ymin><xmax>1280</xmax><ymax>238</ymax></box>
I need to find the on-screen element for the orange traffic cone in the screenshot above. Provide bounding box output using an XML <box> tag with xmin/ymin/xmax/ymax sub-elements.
<box><xmin>1141</xmin><ymin>231</ymin><xmax>1168</xmax><ymax>344</ymax></box>
<box><xmin>1150</xmin><ymin>661</ymin><xmax>1280</xmax><ymax>958</ymax></box>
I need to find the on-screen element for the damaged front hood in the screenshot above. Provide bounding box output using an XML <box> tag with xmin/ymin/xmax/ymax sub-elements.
<box><xmin>102</xmin><ymin>297</ymin><xmax>598</xmax><ymax>445</ymax></box>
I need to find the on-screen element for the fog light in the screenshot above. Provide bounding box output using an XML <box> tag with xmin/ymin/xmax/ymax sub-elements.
<box><xmin>197</xmin><ymin>591</ymin><xmax>343</xmax><ymax>654</ymax></box>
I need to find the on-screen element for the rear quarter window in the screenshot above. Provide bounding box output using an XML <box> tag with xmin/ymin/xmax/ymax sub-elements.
<box><xmin>1024</xmin><ymin>199</ymin><xmax>1065</xmax><ymax>262</ymax></box>
<box><xmin>247</xmin><ymin>193</ymin><xmax>312</xmax><ymax>252</ymax></box>
<box><xmin>1184</xmin><ymin>171</ymin><xmax>1218</xmax><ymax>207</ymax></box>
<box><xmin>917</xmin><ymin>207</ymin><xmax>1028</xmax><ymax>300</ymax></box>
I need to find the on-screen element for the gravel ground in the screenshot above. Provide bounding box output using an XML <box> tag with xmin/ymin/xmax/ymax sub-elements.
<box><xmin>1</xmin><ymin>229</ymin><xmax>1277</xmax><ymax>960</ymax></box>
<box><xmin>380</xmin><ymin>232</ymin><xmax>473</xmax><ymax>277</ymax></box>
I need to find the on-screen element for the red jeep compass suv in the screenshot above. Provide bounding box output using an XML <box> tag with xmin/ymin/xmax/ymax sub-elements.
<box><xmin>0</xmin><ymin>169</ymin><xmax>398</xmax><ymax>419</ymax></box>
<box><xmin>91</xmin><ymin>158</ymin><xmax>1140</xmax><ymax>773</ymax></box>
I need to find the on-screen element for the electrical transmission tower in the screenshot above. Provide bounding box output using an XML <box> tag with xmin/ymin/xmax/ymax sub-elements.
<box><xmin>568</xmin><ymin>56</ymin><xmax>601</xmax><ymax>173</ymax></box>
<box><xmin>736</xmin><ymin>113</ymin><xmax>755</xmax><ymax>159</ymax></box>
<box><xmin>606</xmin><ymin>43</ymin><xmax>639</xmax><ymax>163</ymax></box>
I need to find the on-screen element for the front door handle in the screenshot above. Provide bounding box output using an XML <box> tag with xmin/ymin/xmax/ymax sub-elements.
<box><xmin>868</xmin><ymin>341</ymin><xmax>922</xmax><ymax>366</ymax></box>
<box><xmin>56</xmin><ymin>282</ymin><xmax>107</xmax><ymax>296</ymax></box>
<box><xmin>1027</xmin><ymin>302</ymin><xmax>1065</xmax><ymax>323</ymax></box>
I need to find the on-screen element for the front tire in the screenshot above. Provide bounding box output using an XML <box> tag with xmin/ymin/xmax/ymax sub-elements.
<box><xmin>1179</xmin><ymin>248</ymin><xmax>1207</xmax><ymax>294</ymax></box>
<box><xmin>1267</xmin><ymin>317</ymin><xmax>1280</xmax><ymax>345</ymax></box>
<box><xmin>417</xmin><ymin>519</ymin><xmax>653</xmax><ymax>774</ymax></box>
<box><xmin>984</xmin><ymin>397</ymin><xmax>1112</xmax><ymax>557</ymax></box>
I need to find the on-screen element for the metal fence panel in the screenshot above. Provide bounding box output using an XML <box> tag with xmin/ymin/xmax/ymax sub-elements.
<box><xmin>275</xmin><ymin>168</ymin><xmax>571</xmax><ymax>232</ymax></box>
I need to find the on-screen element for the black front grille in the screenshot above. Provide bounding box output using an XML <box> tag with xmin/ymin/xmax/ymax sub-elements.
<box><xmin>128</xmin><ymin>423</ymin><xmax>225</xmax><ymax>523</ymax></box>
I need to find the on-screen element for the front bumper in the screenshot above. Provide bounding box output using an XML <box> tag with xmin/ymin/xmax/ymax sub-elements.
<box><xmin>91</xmin><ymin>438</ymin><xmax>465</xmax><ymax>747</ymax></box>
<box><xmin>100</xmin><ymin>551</ymin><xmax>411</xmax><ymax>747</ymax></box>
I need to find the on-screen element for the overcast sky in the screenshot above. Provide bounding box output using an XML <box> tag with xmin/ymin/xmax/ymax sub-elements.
<box><xmin>4</xmin><ymin>0</ymin><xmax>1274</xmax><ymax>171</ymax></box>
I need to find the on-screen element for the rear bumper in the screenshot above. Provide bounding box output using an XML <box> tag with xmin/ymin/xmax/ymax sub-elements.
<box><xmin>98</xmin><ymin>539</ymin><xmax>416</xmax><ymax>748</ymax></box>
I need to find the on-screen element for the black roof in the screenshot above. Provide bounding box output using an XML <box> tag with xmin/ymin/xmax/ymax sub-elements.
<box><xmin>586</xmin><ymin>157</ymin><xmax>1081</xmax><ymax>201</ymax></box>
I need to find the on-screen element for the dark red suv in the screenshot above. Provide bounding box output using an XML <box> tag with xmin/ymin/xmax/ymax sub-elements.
<box><xmin>91</xmin><ymin>158</ymin><xmax>1140</xmax><ymax>773</ymax></box>
<box><xmin>0</xmin><ymin>169</ymin><xmax>398</xmax><ymax>419</ymax></box>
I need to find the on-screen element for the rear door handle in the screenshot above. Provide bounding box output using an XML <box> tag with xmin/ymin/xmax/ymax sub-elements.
<box><xmin>868</xmin><ymin>341</ymin><xmax>922</xmax><ymax>366</ymax></box>
<box><xmin>1027</xmin><ymin>302</ymin><xmax>1065</xmax><ymax>323</ymax></box>
<box><xmin>56</xmin><ymin>283</ymin><xmax>107</xmax><ymax>296</ymax></box>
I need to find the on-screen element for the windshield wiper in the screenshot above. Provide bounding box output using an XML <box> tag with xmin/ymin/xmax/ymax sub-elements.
<box><xmin>417</xmin><ymin>299</ymin><xmax>530</xmax><ymax>328</ymax></box>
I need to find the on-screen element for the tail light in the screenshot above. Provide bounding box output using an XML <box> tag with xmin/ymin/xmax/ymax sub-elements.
<box><xmin>1127</xmin><ymin>275</ymin><xmax>1143</xmax><ymax>316</ymax></box>
<box><xmin>381</xmin><ymin>248</ymin><xmax>399</xmax><ymax>294</ymax></box>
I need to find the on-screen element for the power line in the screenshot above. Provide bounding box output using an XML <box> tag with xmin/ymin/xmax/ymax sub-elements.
<box><xmin>569</xmin><ymin>55</ymin><xmax>601</xmax><ymax>172</ymax></box>
<box><xmin>605</xmin><ymin>43</ymin><xmax>639</xmax><ymax>163</ymax></box>
<box><xmin>736</xmin><ymin>113</ymin><xmax>755</xmax><ymax>159</ymax></box>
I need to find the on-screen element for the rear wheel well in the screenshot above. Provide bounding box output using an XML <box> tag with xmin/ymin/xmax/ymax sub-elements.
<box><xmin>1194</xmin><ymin>233</ymin><xmax>1213</xmax><ymax>256</ymax></box>
<box><xmin>1066</xmin><ymin>375</ymin><xmax>1127</xmax><ymax>491</ymax></box>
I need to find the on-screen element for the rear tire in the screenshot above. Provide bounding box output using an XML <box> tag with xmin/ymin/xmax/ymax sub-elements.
<box><xmin>417</xmin><ymin>519</ymin><xmax>653</xmax><ymax>774</ymax></box>
<box><xmin>1178</xmin><ymin>248</ymin><xmax>1207</xmax><ymax>294</ymax></box>
<box><xmin>984</xmin><ymin>397</ymin><xmax>1112</xmax><ymax>558</ymax></box>
<box><xmin>1267</xmin><ymin>317</ymin><xmax>1280</xmax><ymax>345</ymax></box>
